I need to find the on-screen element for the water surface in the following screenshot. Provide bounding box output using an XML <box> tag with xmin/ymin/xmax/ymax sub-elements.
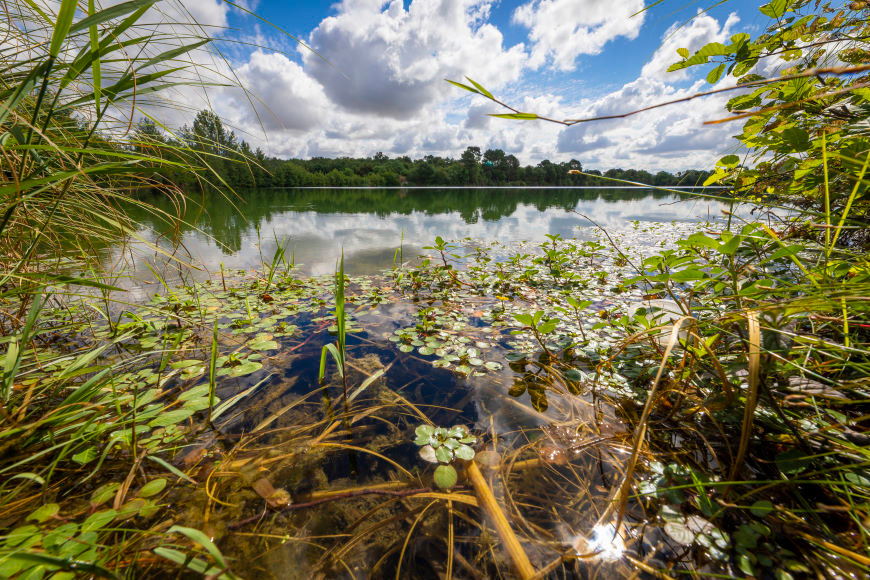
<box><xmin>115</xmin><ymin>187</ymin><xmax>738</xmax><ymax>298</ymax></box>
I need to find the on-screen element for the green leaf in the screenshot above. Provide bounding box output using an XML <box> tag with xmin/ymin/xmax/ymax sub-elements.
<box><xmin>167</xmin><ymin>525</ymin><xmax>230</xmax><ymax>570</ymax></box>
<box><xmin>454</xmin><ymin>444</ymin><xmax>475</xmax><ymax>461</ymax></box>
<box><xmin>717</xmin><ymin>154</ymin><xmax>740</xmax><ymax>168</ymax></box>
<box><xmin>537</xmin><ymin>319</ymin><xmax>558</xmax><ymax>334</ymax></box>
<box><xmin>90</xmin><ymin>483</ymin><xmax>120</xmax><ymax>506</ymax></box>
<box><xmin>513</xmin><ymin>313</ymin><xmax>533</xmax><ymax>326</ymax></box>
<box><xmin>433</xmin><ymin>464</ymin><xmax>458</xmax><ymax>490</ymax></box>
<box><xmin>465</xmin><ymin>77</ymin><xmax>494</xmax><ymax>99</ymax></box>
<box><xmin>227</xmin><ymin>361</ymin><xmax>263</xmax><ymax>377</ymax></box>
<box><xmin>706</xmin><ymin>63</ymin><xmax>726</xmax><ymax>84</ymax></box>
<box><xmin>446</xmin><ymin>426</ymin><xmax>469</xmax><ymax>439</ymax></box>
<box><xmin>445</xmin><ymin>79</ymin><xmax>480</xmax><ymax>95</ymax></box>
<box><xmin>27</xmin><ymin>503</ymin><xmax>59</xmax><ymax>523</ymax></box>
<box><xmin>248</xmin><ymin>339</ymin><xmax>279</xmax><ymax>351</ymax></box>
<box><xmin>663</xmin><ymin>521</ymin><xmax>695</xmax><ymax>545</ymax></box>
<box><xmin>775</xmin><ymin>450</ymin><xmax>812</xmax><ymax>474</ymax></box>
<box><xmin>489</xmin><ymin>113</ymin><xmax>539</xmax><ymax>120</ymax></box>
<box><xmin>750</xmin><ymin>500</ymin><xmax>774</xmax><ymax>517</ymax></box>
<box><xmin>81</xmin><ymin>509</ymin><xmax>117</xmax><ymax>532</ymax></box>
<box><xmin>676</xmin><ymin>47</ymin><xmax>689</xmax><ymax>58</ymax></box>
<box><xmin>70</xmin><ymin>0</ymin><xmax>156</xmax><ymax>34</ymax></box>
<box><xmin>138</xmin><ymin>478</ymin><xmax>167</xmax><ymax>498</ymax></box>
<box><xmin>72</xmin><ymin>447</ymin><xmax>98</xmax><ymax>465</ymax></box>
<box><xmin>148</xmin><ymin>408</ymin><xmax>195</xmax><ymax>428</ymax></box>
<box><xmin>50</xmin><ymin>0</ymin><xmax>79</xmax><ymax>58</ymax></box>
<box><xmin>760</xmin><ymin>0</ymin><xmax>788</xmax><ymax>18</ymax></box>
<box><xmin>435</xmin><ymin>445</ymin><xmax>453</xmax><ymax>463</ymax></box>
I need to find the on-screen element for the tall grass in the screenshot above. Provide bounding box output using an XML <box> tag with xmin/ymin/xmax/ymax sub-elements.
<box><xmin>0</xmin><ymin>1</ymin><xmax>257</xmax><ymax>576</ymax></box>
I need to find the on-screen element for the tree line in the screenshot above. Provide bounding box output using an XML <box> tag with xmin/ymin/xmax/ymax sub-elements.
<box><xmin>132</xmin><ymin>110</ymin><xmax>712</xmax><ymax>191</ymax></box>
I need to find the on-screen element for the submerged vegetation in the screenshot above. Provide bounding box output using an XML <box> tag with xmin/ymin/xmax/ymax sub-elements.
<box><xmin>2</xmin><ymin>0</ymin><xmax>870</xmax><ymax>579</ymax></box>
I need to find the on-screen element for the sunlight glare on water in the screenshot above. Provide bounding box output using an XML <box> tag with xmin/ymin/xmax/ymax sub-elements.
<box><xmin>573</xmin><ymin>523</ymin><xmax>626</xmax><ymax>562</ymax></box>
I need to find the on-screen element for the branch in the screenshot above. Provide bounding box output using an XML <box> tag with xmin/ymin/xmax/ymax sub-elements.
<box><xmin>449</xmin><ymin>65</ymin><xmax>870</xmax><ymax>127</ymax></box>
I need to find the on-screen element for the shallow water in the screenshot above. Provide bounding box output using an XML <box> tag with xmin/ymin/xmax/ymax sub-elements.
<box><xmin>97</xmin><ymin>188</ymin><xmax>753</xmax><ymax>578</ymax></box>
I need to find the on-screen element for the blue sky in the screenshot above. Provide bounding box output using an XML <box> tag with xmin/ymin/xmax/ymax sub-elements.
<box><xmin>191</xmin><ymin>0</ymin><xmax>768</xmax><ymax>171</ymax></box>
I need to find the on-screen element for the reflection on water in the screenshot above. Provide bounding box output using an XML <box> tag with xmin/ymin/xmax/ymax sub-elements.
<box><xmin>113</xmin><ymin>187</ymin><xmax>739</xmax><ymax>298</ymax></box>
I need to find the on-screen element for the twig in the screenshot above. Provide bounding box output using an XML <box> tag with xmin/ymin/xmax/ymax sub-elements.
<box><xmin>465</xmin><ymin>65</ymin><xmax>870</xmax><ymax>126</ymax></box>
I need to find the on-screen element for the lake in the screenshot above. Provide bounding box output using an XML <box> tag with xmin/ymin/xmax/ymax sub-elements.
<box><xmin>79</xmin><ymin>186</ymin><xmax>753</xmax><ymax>577</ymax></box>
<box><xmin>115</xmin><ymin>187</ymin><xmax>739</xmax><ymax>298</ymax></box>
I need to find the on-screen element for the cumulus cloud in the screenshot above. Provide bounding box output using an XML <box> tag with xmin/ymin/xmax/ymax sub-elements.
<box><xmin>162</xmin><ymin>2</ymin><xmax>746</xmax><ymax>171</ymax></box>
<box><xmin>303</xmin><ymin>0</ymin><xmax>526</xmax><ymax>119</ymax></box>
<box><xmin>555</xmin><ymin>11</ymin><xmax>742</xmax><ymax>170</ymax></box>
<box><xmin>233</xmin><ymin>51</ymin><xmax>326</xmax><ymax>132</ymax></box>
<box><xmin>513</xmin><ymin>0</ymin><xmax>645</xmax><ymax>70</ymax></box>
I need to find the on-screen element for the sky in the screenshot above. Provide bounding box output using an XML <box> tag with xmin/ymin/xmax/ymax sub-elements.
<box><xmin>169</xmin><ymin>0</ymin><xmax>766</xmax><ymax>172</ymax></box>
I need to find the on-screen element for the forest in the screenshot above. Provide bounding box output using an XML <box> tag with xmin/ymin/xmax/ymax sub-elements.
<box><xmin>133</xmin><ymin>112</ymin><xmax>712</xmax><ymax>189</ymax></box>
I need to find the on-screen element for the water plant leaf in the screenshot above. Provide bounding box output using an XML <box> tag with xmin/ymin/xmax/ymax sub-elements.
<box><xmin>248</xmin><ymin>339</ymin><xmax>279</xmax><ymax>351</ymax></box>
<box><xmin>419</xmin><ymin>444</ymin><xmax>438</xmax><ymax>463</ymax></box>
<box><xmin>435</xmin><ymin>445</ymin><xmax>453</xmax><ymax>463</ymax></box>
<box><xmin>138</xmin><ymin>478</ymin><xmax>167</xmax><ymax>498</ymax></box>
<box><xmin>447</xmin><ymin>426</ymin><xmax>468</xmax><ymax>439</ymax></box>
<box><xmin>72</xmin><ymin>447</ymin><xmax>98</xmax><ymax>465</ymax></box>
<box><xmin>454</xmin><ymin>444</ymin><xmax>475</xmax><ymax>461</ymax></box>
<box><xmin>484</xmin><ymin>361</ymin><xmax>503</xmax><ymax>371</ymax></box>
<box><xmin>148</xmin><ymin>408</ymin><xmax>195</xmax><ymax>428</ymax></box>
<box><xmin>27</xmin><ymin>503</ymin><xmax>59</xmax><ymax>523</ymax></box>
<box><xmin>775</xmin><ymin>450</ymin><xmax>812</xmax><ymax>474</ymax></box>
<box><xmin>167</xmin><ymin>525</ymin><xmax>230</xmax><ymax>570</ymax></box>
<box><xmin>81</xmin><ymin>509</ymin><xmax>117</xmax><ymax>532</ymax></box>
<box><xmin>227</xmin><ymin>361</ymin><xmax>263</xmax><ymax>377</ymax></box>
<box><xmin>750</xmin><ymin>500</ymin><xmax>774</xmax><ymax>516</ymax></box>
<box><xmin>433</xmin><ymin>464</ymin><xmax>458</xmax><ymax>489</ymax></box>
<box><xmin>90</xmin><ymin>483</ymin><xmax>121</xmax><ymax>506</ymax></box>
<box><xmin>663</xmin><ymin>521</ymin><xmax>695</xmax><ymax>545</ymax></box>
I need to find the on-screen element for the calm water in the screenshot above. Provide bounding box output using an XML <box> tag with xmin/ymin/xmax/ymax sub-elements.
<box><xmin>113</xmin><ymin>187</ymin><xmax>737</xmax><ymax>297</ymax></box>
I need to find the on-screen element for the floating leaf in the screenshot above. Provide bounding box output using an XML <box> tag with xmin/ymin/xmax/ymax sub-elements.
<box><xmin>248</xmin><ymin>339</ymin><xmax>279</xmax><ymax>351</ymax></box>
<box><xmin>227</xmin><ymin>361</ymin><xmax>263</xmax><ymax>377</ymax></box>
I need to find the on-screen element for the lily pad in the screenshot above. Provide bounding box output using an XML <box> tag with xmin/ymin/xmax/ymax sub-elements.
<box><xmin>248</xmin><ymin>339</ymin><xmax>279</xmax><ymax>351</ymax></box>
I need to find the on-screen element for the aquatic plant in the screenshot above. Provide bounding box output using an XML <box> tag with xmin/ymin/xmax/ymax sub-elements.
<box><xmin>414</xmin><ymin>424</ymin><xmax>477</xmax><ymax>489</ymax></box>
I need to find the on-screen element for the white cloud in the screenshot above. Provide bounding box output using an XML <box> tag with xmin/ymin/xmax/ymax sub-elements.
<box><xmin>513</xmin><ymin>0</ymin><xmax>645</xmax><ymax>70</ymax></box>
<box><xmin>163</xmin><ymin>2</ymin><xmax>749</xmax><ymax>172</ymax></box>
<box><xmin>233</xmin><ymin>51</ymin><xmax>327</xmax><ymax>132</ymax></box>
<box><xmin>303</xmin><ymin>0</ymin><xmax>526</xmax><ymax>119</ymax></box>
<box><xmin>554</xmin><ymin>11</ymin><xmax>743</xmax><ymax>171</ymax></box>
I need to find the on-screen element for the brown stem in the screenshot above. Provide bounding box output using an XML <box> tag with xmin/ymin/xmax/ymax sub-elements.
<box><xmin>228</xmin><ymin>487</ymin><xmax>433</xmax><ymax>529</ymax></box>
